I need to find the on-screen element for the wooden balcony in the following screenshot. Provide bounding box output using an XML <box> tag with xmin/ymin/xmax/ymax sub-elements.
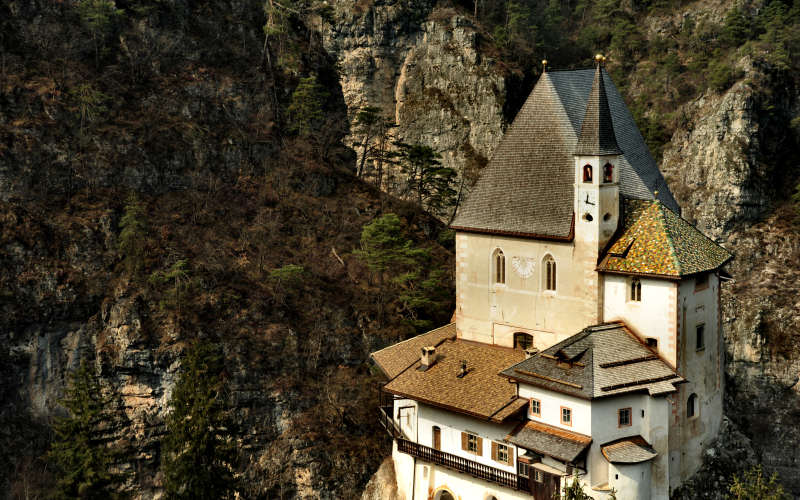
<box><xmin>396</xmin><ymin>438</ymin><xmax>525</xmax><ymax>492</ymax></box>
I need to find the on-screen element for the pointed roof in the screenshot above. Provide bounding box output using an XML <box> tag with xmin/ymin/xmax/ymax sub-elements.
<box><xmin>451</xmin><ymin>68</ymin><xmax>678</xmax><ymax>239</ymax></box>
<box><xmin>598</xmin><ymin>199</ymin><xmax>733</xmax><ymax>277</ymax></box>
<box><xmin>574</xmin><ymin>65</ymin><xmax>622</xmax><ymax>156</ymax></box>
<box><xmin>500</xmin><ymin>322</ymin><xmax>684</xmax><ymax>399</ymax></box>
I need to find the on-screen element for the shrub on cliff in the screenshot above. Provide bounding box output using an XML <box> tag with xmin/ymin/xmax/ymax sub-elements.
<box><xmin>728</xmin><ymin>465</ymin><xmax>788</xmax><ymax>500</ymax></box>
<box><xmin>47</xmin><ymin>360</ymin><xmax>123</xmax><ymax>499</ymax></box>
<box><xmin>162</xmin><ymin>341</ymin><xmax>236</xmax><ymax>500</ymax></box>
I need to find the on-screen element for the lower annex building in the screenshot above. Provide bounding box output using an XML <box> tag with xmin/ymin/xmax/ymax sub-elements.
<box><xmin>370</xmin><ymin>59</ymin><xmax>732</xmax><ymax>500</ymax></box>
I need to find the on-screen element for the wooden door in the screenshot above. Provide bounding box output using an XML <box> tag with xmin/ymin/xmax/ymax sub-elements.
<box><xmin>530</xmin><ymin>469</ymin><xmax>559</xmax><ymax>500</ymax></box>
<box><xmin>432</xmin><ymin>426</ymin><xmax>441</xmax><ymax>450</ymax></box>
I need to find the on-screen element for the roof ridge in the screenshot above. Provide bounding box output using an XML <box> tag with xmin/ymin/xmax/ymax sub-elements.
<box><xmin>659</xmin><ymin>201</ymin><xmax>734</xmax><ymax>272</ymax></box>
<box><xmin>654</xmin><ymin>202</ymin><xmax>683</xmax><ymax>275</ymax></box>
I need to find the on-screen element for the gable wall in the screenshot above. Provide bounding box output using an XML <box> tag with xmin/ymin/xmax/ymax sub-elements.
<box><xmin>602</xmin><ymin>275</ymin><xmax>679</xmax><ymax>366</ymax></box>
<box><xmin>455</xmin><ymin>231</ymin><xmax>599</xmax><ymax>348</ymax></box>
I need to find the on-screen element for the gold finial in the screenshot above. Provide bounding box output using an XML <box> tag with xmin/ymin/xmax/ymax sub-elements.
<box><xmin>602</xmin><ymin>55</ymin><xmax>607</xmax><ymax>64</ymax></box>
<box><xmin>654</xmin><ymin>190</ymin><xmax>659</xmax><ymax>198</ymax></box>
<box><xmin>542</xmin><ymin>59</ymin><xmax>548</xmax><ymax>72</ymax></box>
<box><xmin>595</xmin><ymin>53</ymin><xmax>603</xmax><ymax>63</ymax></box>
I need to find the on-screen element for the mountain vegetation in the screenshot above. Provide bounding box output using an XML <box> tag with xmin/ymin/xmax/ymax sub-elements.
<box><xmin>1</xmin><ymin>0</ymin><xmax>799</xmax><ymax>497</ymax></box>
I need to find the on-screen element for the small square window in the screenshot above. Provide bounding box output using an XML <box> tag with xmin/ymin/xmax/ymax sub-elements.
<box><xmin>529</xmin><ymin>398</ymin><xmax>541</xmax><ymax>417</ymax></box>
<box><xmin>618</xmin><ymin>407</ymin><xmax>632</xmax><ymax>427</ymax></box>
<box><xmin>696</xmin><ymin>324</ymin><xmax>705</xmax><ymax>351</ymax></box>
<box><xmin>519</xmin><ymin>462</ymin><xmax>530</xmax><ymax>478</ymax></box>
<box><xmin>561</xmin><ymin>407</ymin><xmax>572</xmax><ymax>426</ymax></box>
<box><xmin>467</xmin><ymin>433</ymin><xmax>479</xmax><ymax>453</ymax></box>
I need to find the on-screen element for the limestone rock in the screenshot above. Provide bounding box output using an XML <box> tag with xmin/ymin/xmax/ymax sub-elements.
<box><xmin>323</xmin><ymin>2</ymin><xmax>506</xmax><ymax>190</ymax></box>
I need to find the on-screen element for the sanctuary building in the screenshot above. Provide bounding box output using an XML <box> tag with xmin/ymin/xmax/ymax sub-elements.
<box><xmin>370</xmin><ymin>58</ymin><xmax>732</xmax><ymax>500</ymax></box>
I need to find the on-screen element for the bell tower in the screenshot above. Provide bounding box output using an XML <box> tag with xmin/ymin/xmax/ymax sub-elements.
<box><xmin>574</xmin><ymin>55</ymin><xmax>621</xmax><ymax>252</ymax></box>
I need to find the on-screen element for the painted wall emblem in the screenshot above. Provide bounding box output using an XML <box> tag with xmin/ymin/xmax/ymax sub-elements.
<box><xmin>512</xmin><ymin>256</ymin><xmax>535</xmax><ymax>278</ymax></box>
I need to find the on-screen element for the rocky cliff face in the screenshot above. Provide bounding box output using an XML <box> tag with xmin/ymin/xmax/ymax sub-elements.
<box><xmin>323</xmin><ymin>2</ymin><xmax>506</xmax><ymax>189</ymax></box>
<box><xmin>659</xmin><ymin>55</ymin><xmax>800</xmax><ymax>493</ymax></box>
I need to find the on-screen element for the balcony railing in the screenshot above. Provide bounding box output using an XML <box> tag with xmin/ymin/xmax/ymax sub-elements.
<box><xmin>397</xmin><ymin>438</ymin><xmax>525</xmax><ymax>491</ymax></box>
<box><xmin>378</xmin><ymin>405</ymin><xmax>404</xmax><ymax>439</ymax></box>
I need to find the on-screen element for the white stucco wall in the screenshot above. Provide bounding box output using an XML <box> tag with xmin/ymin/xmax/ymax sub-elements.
<box><xmin>416</xmin><ymin>403</ymin><xmax>519</xmax><ymax>473</ymax></box>
<box><xmin>609</xmin><ymin>462</ymin><xmax>651</xmax><ymax>500</ymax></box>
<box><xmin>518</xmin><ymin>384</ymin><xmax>592</xmax><ymax>435</ymax></box>
<box><xmin>602</xmin><ymin>275</ymin><xmax>678</xmax><ymax>366</ymax></box>
<box><xmin>670</xmin><ymin>272</ymin><xmax>723</xmax><ymax>489</ymax></box>
<box><xmin>455</xmin><ymin>232</ymin><xmax>601</xmax><ymax>348</ymax></box>
<box><xmin>414</xmin><ymin>462</ymin><xmax>532</xmax><ymax>500</ymax></box>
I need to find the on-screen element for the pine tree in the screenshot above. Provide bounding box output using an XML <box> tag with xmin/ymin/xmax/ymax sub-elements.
<box><xmin>162</xmin><ymin>342</ymin><xmax>236</xmax><ymax>500</ymax></box>
<box><xmin>47</xmin><ymin>360</ymin><xmax>121</xmax><ymax>499</ymax></box>
<box><xmin>287</xmin><ymin>75</ymin><xmax>328</xmax><ymax>138</ymax></box>
<box><xmin>396</xmin><ymin>143</ymin><xmax>456</xmax><ymax>215</ymax></box>
<box><xmin>118</xmin><ymin>194</ymin><xmax>148</xmax><ymax>275</ymax></box>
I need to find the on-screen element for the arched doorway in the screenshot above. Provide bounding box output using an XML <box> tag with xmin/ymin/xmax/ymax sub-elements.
<box><xmin>435</xmin><ymin>489</ymin><xmax>456</xmax><ymax>500</ymax></box>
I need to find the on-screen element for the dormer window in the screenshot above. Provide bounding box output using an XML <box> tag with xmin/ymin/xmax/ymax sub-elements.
<box><xmin>582</xmin><ymin>164</ymin><xmax>593</xmax><ymax>183</ymax></box>
<box><xmin>514</xmin><ymin>332</ymin><xmax>533</xmax><ymax>350</ymax></box>
<box><xmin>630</xmin><ymin>278</ymin><xmax>642</xmax><ymax>302</ymax></box>
<box><xmin>544</xmin><ymin>255</ymin><xmax>557</xmax><ymax>291</ymax></box>
<box><xmin>603</xmin><ymin>162</ymin><xmax>614</xmax><ymax>183</ymax></box>
<box><xmin>493</xmin><ymin>249</ymin><xmax>505</xmax><ymax>284</ymax></box>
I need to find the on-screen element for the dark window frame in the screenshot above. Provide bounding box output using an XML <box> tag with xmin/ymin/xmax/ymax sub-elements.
<box><xmin>618</xmin><ymin>407</ymin><xmax>632</xmax><ymax>427</ymax></box>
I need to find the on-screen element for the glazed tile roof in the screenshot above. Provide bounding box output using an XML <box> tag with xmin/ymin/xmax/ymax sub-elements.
<box><xmin>371</xmin><ymin>323</ymin><xmax>456</xmax><ymax>379</ymax></box>
<box><xmin>575</xmin><ymin>65</ymin><xmax>622</xmax><ymax>156</ymax></box>
<box><xmin>380</xmin><ymin>338</ymin><xmax>527</xmax><ymax>423</ymax></box>
<box><xmin>500</xmin><ymin>322</ymin><xmax>684</xmax><ymax>400</ymax></box>
<box><xmin>451</xmin><ymin>68</ymin><xmax>678</xmax><ymax>239</ymax></box>
<box><xmin>599</xmin><ymin>199</ymin><xmax>732</xmax><ymax>277</ymax></box>
<box><xmin>601</xmin><ymin>436</ymin><xmax>658</xmax><ymax>464</ymax></box>
<box><xmin>507</xmin><ymin>420</ymin><xmax>592</xmax><ymax>463</ymax></box>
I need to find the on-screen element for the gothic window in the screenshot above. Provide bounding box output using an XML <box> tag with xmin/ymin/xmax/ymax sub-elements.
<box><xmin>493</xmin><ymin>249</ymin><xmax>505</xmax><ymax>285</ymax></box>
<box><xmin>514</xmin><ymin>332</ymin><xmax>533</xmax><ymax>350</ymax></box>
<box><xmin>603</xmin><ymin>162</ymin><xmax>614</xmax><ymax>183</ymax></box>
<box><xmin>544</xmin><ymin>255</ymin><xmax>557</xmax><ymax>291</ymax></box>
<box><xmin>687</xmin><ymin>394</ymin><xmax>698</xmax><ymax>418</ymax></box>
<box><xmin>583</xmin><ymin>164</ymin><xmax>593</xmax><ymax>183</ymax></box>
<box><xmin>630</xmin><ymin>278</ymin><xmax>642</xmax><ymax>302</ymax></box>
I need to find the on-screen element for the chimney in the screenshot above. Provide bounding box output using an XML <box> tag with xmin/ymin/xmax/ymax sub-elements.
<box><xmin>525</xmin><ymin>347</ymin><xmax>539</xmax><ymax>359</ymax></box>
<box><xmin>457</xmin><ymin>360</ymin><xmax>468</xmax><ymax>378</ymax></box>
<box><xmin>418</xmin><ymin>346</ymin><xmax>437</xmax><ymax>371</ymax></box>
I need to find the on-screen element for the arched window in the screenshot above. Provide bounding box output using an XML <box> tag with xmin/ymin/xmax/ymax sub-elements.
<box><xmin>544</xmin><ymin>255</ymin><xmax>556</xmax><ymax>291</ymax></box>
<box><xmin>582</xmin><ymin>164</ymin><xmax>593</xmax><ymax>183</ymax></box>
<box><xmin>630</xmin><ymin>278</ymin><xmax>642</xmax><ymax>301</ymax></box>
<box><xmin>514</xmin><ymin>332</ymin><xmax>534</xmax><ymax>350</ymax></box>
<box><xmin>603</xmin><ymin>162</ymin><xmax>614</xmax><ymax>183</ymax></box>
<box><xmin>687</xmin><ymin>393</ymin><xmax>698</xmax><ymax>418</ymax></box>
<box><xmin>493</xmin><ymin>249</ymin><xmax>505</xmax><ymax>284</ymax></box>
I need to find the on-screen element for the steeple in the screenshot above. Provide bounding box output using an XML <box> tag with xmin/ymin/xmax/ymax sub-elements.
<box><xmin>575</xmin><ymin>55</ymin><xmax>622</xmax><ymax>156</ymax></box>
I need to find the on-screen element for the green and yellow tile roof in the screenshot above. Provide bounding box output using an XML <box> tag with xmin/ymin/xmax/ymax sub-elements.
<box><xmin>599</xmin><ymin>199</ymin><xmax>732</xmax><ymax>277</ymax></box>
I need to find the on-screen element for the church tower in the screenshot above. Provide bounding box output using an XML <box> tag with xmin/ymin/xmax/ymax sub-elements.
<box><xmin>574</xmin><ymin>56</ymin><xmax>621</xmax><ymax>252</ymax></box>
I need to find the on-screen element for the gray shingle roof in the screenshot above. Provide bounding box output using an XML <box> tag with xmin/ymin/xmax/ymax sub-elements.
<box><xmin>507</xmin><ymin>420</ymin><xmax>592</xmax><ymax>463</ymax></box>
<box><xmin>500</xmin><ymin>322</ymin><xmax>684</xmax><ymax>399</ymax></box>
<box><xmin>575</xmin><ymin>66</ymin><xmax>622</xmax><ymax>156</ymax></box>
<box><xmin>452</xmin><ymin>68</ymin><xmax>679</xmax><ymax>239</ymax></box>
<box><xmin>601</xmin><ymin>436</ymin><xmax>658</xmax><ymax>464</ymax></box>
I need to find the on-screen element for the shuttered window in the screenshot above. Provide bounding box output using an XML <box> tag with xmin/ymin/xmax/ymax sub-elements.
<box><xmin>491</xmin><ymin>442</ymin><xmax>511</xmax><ymax>464</ymax></box>
<box><xmin>461</xmin><ymin>432</ymin><xmax>482</xmax><ymax>456</ymax></box>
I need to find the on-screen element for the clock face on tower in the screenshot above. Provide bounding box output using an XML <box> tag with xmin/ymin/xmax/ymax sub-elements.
<box><xmin>581</xmin><ymin>190</ymin><xmax>597</xmax><ymax>210</ymax></box>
